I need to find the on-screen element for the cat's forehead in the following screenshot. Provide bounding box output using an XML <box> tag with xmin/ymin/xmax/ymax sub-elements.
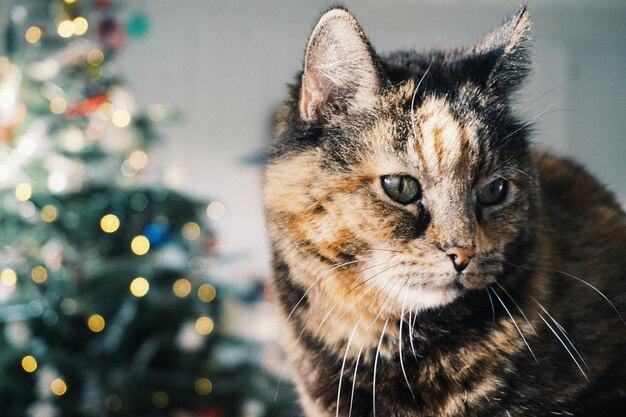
<box><xmin>359</xmin><ymin>90</ymin><xmax>480</xmax><ymax>182</ymax></box>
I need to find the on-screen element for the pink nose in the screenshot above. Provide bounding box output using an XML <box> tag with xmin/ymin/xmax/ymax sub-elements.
<box><xmin>445</xmin><ymin>245</ymin><xmax>477</xmax><ymax>272</ymax></box>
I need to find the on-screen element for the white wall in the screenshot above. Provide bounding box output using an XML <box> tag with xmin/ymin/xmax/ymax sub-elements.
<box><xmin>120</xmin><ymin>0</ymin><xmax>626</xmax><ymax>279</ymax></box>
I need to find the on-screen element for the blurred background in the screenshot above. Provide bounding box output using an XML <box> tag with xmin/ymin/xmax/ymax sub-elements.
<box><xmin>0</xmin><ymin>0</ymin><xmax>624</xmax><ymax>416</ymax></box>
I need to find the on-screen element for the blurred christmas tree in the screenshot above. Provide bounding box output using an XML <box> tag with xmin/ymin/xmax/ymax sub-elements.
<box><xmin>0</xmin><ymin>1</ymin><xmax>295</xmax><ymax>416</ymax></box>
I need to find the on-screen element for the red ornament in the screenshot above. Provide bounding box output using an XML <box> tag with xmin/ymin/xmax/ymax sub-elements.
<box><xmin>66</xmin><ymin>94</ymin><xmax>109</xmax><ymax>119</ymax></box>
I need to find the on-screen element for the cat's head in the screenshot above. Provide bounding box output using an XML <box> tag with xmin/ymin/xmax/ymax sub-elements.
<box><xmin>265</xmin><ymin>7</ymin><xmax>539</xmax><ymax>329</ymax></box>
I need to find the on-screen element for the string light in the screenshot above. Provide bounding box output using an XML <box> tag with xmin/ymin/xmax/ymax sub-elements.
<box><xmin>21</xmin><ymin>356</ymin><xmax>38</xmax><ymax>373</ymax></box>
<box><xmin>0</xmin><ymin>268</ymin><xmax>17</xmax><ymax>287</ymax></box>
<box><xmin>50</xmin><ymin>97</ymin><xmax>67</xmax><ymax>114</ymax></box>
<box><xmin>195</xmin><ymin>316</ymin><xmax>214</xmax><ymax>335</ymax></box>
<box><xmin>87</xmin><ymin>314</ymin><xmax>105</xmax><ymax>332</ymax></box>
<box><xmin>130</xmin><ymin>235</ymin><xmax>150</xmax><ymax>255</ymax></box>
<box><xmin>128</xmin><ymin>150</ymin><xmax>148</xmax><ymax>170</ymax></box>
<box><xmin>40</xmin><ymin>205</ymin><xmax>58</xmax><ymax>222</ymax></box>
<box><xmin>172</xmin><ymin>278</ymin><xmax>191</xmax><ymax>298</ymax></box>
<box><xmin>100</xmin><ymin>214</ymin><xmax>120</xmax><ymax>233</ymax></box>
<box><xmin>197</xmin><ymin>284</ymin><xmax>216</xmax><ymax>302</ymax></box>
<box><xmin>130</xmin><ymin>277</ymin><xmax>149</xmax><ymax>297</ymax></box>
<box><xmin>182</xmin><ymin>222</ymin><xmax>201</xmax><ymax>240</ymax></box>
<box><xmin>152</xmin><ymin>391</ymin><xmax>169</xmax><ymax>408</ymax></box>
<box><xmin>31</xmin><ymin>266</ymin><xmax>48</xmax><ymax>284</ymax></box>
<box><xmin>73</xmin><ymin>17</ymin><xmax>88</xmax><ymax>36</ymax></box>
<box><xmin>194</xmin><ymin>378</ymin><xmax>213</xmax><ymax>395</ymax></box>
<box><xmin>206</xmin><ymin>201</ymin><xmax>226</xmax><ymax>220</ymax></box>
<box><xmin>51</xmin><ymin>378</ymin><xmax>68</xmax><ymax>396</ymax></box>
<box><xmin>112</xmin><ymin>109</ymin><xmax>131</xmax><ymax>127</ymax></box>
<box><xmin>25</xmin><ymin>26</ymin><xmax>42</xmax><ymax>43</ymax></box>
<box><xmin>15</xmin><ymin>183</ymin><xmax>32</xmax><ymax>201</ymax></box>
<box><xmin>47</xmin><ymin>171</ymin><xmax>68</xmax><ymax>193</ymax></box>
<box><xmin>87</xmin><ymin>49</ymin><xmax>104</xmax><ymax>66</ymax></box>
<box><xmin>57</xmin><ymin>20</ymin><xmax>75</xmax><ymax>38</ymax></box>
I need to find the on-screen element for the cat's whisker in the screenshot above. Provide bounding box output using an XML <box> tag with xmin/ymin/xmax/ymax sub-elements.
<box><xmin>337</xmin><ymin>319</ymin><xmax>362</xmax><ymax>417</ymax></box>
<box><xmin>538</xmin><ymin>313</ymin><xmax>589</xmax><ymax>382</ymax></box>
<box><xmin>363</xmin><ymin>248</ymin><xmax>403</xmax><ymax>254</ymax></box>
<box><xmin>410</xmin><ymin>63</ymin><xmax>432</xmax><ymax>139</ymax></box>
<box><xmin>508</xmin><ymin>167</ymin><xmax>541</xmax><ymax>190</ymax></box>
<box><xmin>504</xmin><ymin>261</ymin><xmax>626</xmax><ymax>326</ymax></box>
<box><xmin>373</xmin><ymin>318</ymin><xmax>389</xmax><ymax>417</ymax></box>
<box><xmin>285</xmin><ymin>257</ymin><xmax>376</xmax><ymax>325</ymax></box>
<box><xmin>500</xmin><ymin>102</ymin><xmax>557</xmax><ymax>142</ymax></box>
<box><xmin>495</xmin><ymin>282</ymin><xmax>536</xmax><ymax>335</ymax></box>
<box><xmin>489</xmin><ymin>286</ymin><xmax>538</xmax><ymax>363</ymax></box>
<box><xmin>516</xmin><ymin>79</ymin><xmax>573</xmax><ymax>114</ymax></box>
<box><xmin>348</xmin><ymin>344</ymin><xmax>364</xmax><ymax>417</ymax></box>
<box><xmin>408</xmin><ymin>306</ymin><xmax>421</xmax><ymax>360</ymax></box>
<box><xmin>485</xmin><ymin>287</ymin><xmax>496</xmax><ymax>325</ymax></box>
<box><xmin>549</xmin><ymin>267</ymin><xmax>626</xmax><ymax>326</ymax></box>
<box><xmin>399</xmin><ymin>299</ymin><xmax>419</xmax><ymax>406</ymax></box>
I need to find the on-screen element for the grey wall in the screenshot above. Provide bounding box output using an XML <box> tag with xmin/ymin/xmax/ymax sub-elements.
<box><xmin>120</xmin><ymin>0</ymin><xmax>626</xmax><ymax>278</ymax></box>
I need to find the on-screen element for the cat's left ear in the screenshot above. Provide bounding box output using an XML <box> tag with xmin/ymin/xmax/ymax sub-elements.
<box><xmin>299</xmin><ymin>8</ymin><xmax>380</xmax><ymax>122</ymax></box>
<box><xmin>474</xmin><ymin>6</ymin><xmax>532</xmax><ymax>95</ymax></box>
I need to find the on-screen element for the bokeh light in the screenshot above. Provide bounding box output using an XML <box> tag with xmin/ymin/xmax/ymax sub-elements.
<box><xmin>100</xmin><ymin>214</ymin><xmax>120</xmax><ymax>233</ymax></box>
<box><xmin>1</xmin><ymin>268</ymin><xmax>17</xmax><ymax>287</ymax></box>
<box><xmin>130</xmin><ymin>277</ymin><xmax>149</xmax><ymax>297</ymax></box>
<box><xmin>15</xmin><ymin>183</ymin><xmax>32</xmax><ymax>201</ymax></box>
<box><xmin>206</xmin><ymin>201</ymin><xmax>226</xmax><ymax>220</ymax></box>
<box><xmin>51</xmin><ymin>378</ymin><xmax>67</xmax><ymax>396</ymax></box>
<box><xmin>197</xmin><ymin>284</ymin><xmax>216</xmax><ymax>302</ymax></box>
<box><xmin>182</xmin><ymin>222</ymin><xmax>201</xmax><ymax>240</ymax></box>
<box><xmin>87</xmin><ymin>314</ymin><xmax>106</xmax><ymax>332</ymax></box>
<box><xmin>31</xmin><ymin>266</ymin><xmax>48</xmax><ymax>284</ymax></box>
<box><xmin>25</xmin><ymin>26</ymin><xmax>42</xmax><ymax>43</ymax></box>
<box><xmin>152</xmin><ymin>391</ymin><xmax>169</xmax><ymax>408</ymax></box>
<box><xmin>130</xmin><ymin>235</ymin><xmax>150</xmax><ymax>255</ymax></box>
<box><xmin>195</xmin><ymin>316</ymin><xmax>214</xmax><ymax>335</ymax></box>
<box><xmin>194</xmin><ymin>378</ymin><xmax>213</xmax><ymax>395</ymax></box>
<box><xmin>21</xmin><ymin>356</ymin><xmax>37</xmax><ymax>373</ymax></box>
<box><xmin>172</xmin><ymin>278</ymin><xmax>191</xmax><ymax>298</ymax></box>
<box><xmin>40</xmin><ymin>205</ymin><xmax>58</xmax><ymax>222</ymax></box>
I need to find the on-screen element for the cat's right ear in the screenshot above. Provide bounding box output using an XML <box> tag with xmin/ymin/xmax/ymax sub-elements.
<box><xmin>299</xmin><ymin>9</ymin><xmax>380</xmax><ymax>122</ymax></box>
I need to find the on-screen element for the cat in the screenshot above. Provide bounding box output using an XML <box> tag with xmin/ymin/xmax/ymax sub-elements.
<box><xmin>263</xmin><ymin>6</ymin><xmax>626</xmax><ymax>417</ymax></box>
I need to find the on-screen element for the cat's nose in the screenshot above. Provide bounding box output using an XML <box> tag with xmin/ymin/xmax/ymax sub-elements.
<box><xmin>444</xmin><ymin>244</ymin><xmax>477</xmax><ymax>272</ymax></box>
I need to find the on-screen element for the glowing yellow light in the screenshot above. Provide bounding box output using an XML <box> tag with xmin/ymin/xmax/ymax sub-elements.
<box><xmin>198</xmin><ymin>284</ymin><xmax>216</xmax><ymax>302</ymax></box>
<box><xmin>51</xmin><ymin>378</ymin><xmax>67</xmax><ymax>396</ymax></box>
<box><xmin>130</xmin><ymin>235</ymin><xmax>150</xmax><ymax>255</ymax></box>
<box><xmin>15</xmin><ymin>183</ymin><xmax>32</xmax><ymax>201</ymax></box>
<box><xmin>50</xmin><ymin>97</ymin><xmax>67</xmax><ymax>114</ymax></box>
<box><xmin>172</xmin><ymin>278</ymin><xmax>192</xmax><ymax>298</ymax></box>
<box><xmin>73</xmin><ymin>17</ymin><xmax>88</xmax><ymax>36</ymax></box>
<box><xmin>21</xmin><ymin>356</ymin><xmax>38</xmax><ymax>373</ymax></box>
<box><xmin>182</xmin><ymin>222</ymin><xmax>201</xmax><ymax>240</ymax></box>
<box><xmin>130</xmin><ymin>277</ymin><xmax>149</xmax><ymax>297</ymax></box>
<box><xmin>41</xmin><ymin>205</ymin><xmax>58</xmax><ymax>222</ymax></box>
<box><xmin>25</xmin><ymin>26</ymin><xmax>42</xmax><ymax>43</ymax></box>
<box><xmin>87</xmin><ymin>49</ymin><xmax>104</xmax><ymax>66</ymax></box>
<box><xmin>87</xmin><ymin>314</ymin><xmax>105</xmax><ymax>332</ymax></box>
<box><xmin>112</xmin><ymin>109</ymin><xmax>131</xmax><ymax>127</ymax></box>
<box><xmin>57</xmin><ymin>20</ymin><xmax>75</xmax><ymax>38</ymax></box>
<box><xmin>194</xmin><ymin>378</ymin><xmax>213</xmax><ymax>395</ymax></box>
<box><xmin>31</xmin><ymin>266</ymin><xmax>48</xmax><ymax>284</ymax></box>
<box><xmin>128</xmin><ymin>150</ymin><xmax>148</xmax><ymax>170</ymax></box>
<box><xmin>100</xmin><ymin>214</ymin><xmax>120</xmax><ymax>233</ymax></box>
<box><xmin>206</xmin><ymin>201</ymin><xmax>226</xmax><ymax>220</ymax></box>
<box><xmin>1</xmin><ymin>269</ymin><xmax>17</xmax><ymax>287</ymax></box>
<box><xmin>64</xmin><ymin>0</ymin><xmax>76</xmax><ymax>3</ymax></box>
<box><xmin>152</xmin><ymin>391</ymin><xmax>169</xmax><ymax>408</ymax></box>
<box><xmin>195</xmin><ymin>316</ymin><xmax>214</xmax><ymax>335</ymax></box>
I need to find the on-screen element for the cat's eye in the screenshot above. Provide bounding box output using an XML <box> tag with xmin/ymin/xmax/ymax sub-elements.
<box><xmin>477</xmin><ymin>179</ymin><xmax>508</xmax><ymax>206</ymax></box>
<box><xmin>381</xmin><ymin>175</ymin><xmax>421</xmax><ymax>204</ymax></box>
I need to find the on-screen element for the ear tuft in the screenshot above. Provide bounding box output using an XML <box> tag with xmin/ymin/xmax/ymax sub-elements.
<box><xmin>299</xmin><ymin>9</ymin><xmax>379</xmax><ymax>121</ymax></box>
<box><xmin>475</xmin><ymin>6</ymin><xmax>532</xmax><ymax>95</ymax></box>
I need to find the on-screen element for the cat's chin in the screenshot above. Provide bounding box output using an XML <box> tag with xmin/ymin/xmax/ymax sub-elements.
<box><xmin>393</xmin><ymin>281</ymin><xmax>464</xmax><ymax>312</ymax></box>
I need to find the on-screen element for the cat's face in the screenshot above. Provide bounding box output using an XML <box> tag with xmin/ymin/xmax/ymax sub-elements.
<box><xmin>266</xmin><ymin>8</ymin><xmax>538</xmax><ymax>334</ymax></box>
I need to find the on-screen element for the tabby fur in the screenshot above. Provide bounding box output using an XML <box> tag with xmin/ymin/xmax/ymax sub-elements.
<box><xmin>264</xmin><ymin>6</ymin><xmax>626</xmax><ymax>417</ymax></box>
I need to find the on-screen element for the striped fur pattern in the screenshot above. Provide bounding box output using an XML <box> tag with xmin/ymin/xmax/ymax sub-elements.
<box><xmin>264</xmin><ymin>7</ymin><xmax>626</xmax><ymax>416</ymax></box>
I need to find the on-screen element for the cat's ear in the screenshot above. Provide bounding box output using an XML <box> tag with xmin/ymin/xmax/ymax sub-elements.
<box><xmin>299</xmin><ymin>9</ymin><xmax>380</xmax><ymax>122</ymax></box>
<box><xmin>474</xmin><ymin>6</ymin><xmax>532</xmax><ymax>95</ymax></box>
